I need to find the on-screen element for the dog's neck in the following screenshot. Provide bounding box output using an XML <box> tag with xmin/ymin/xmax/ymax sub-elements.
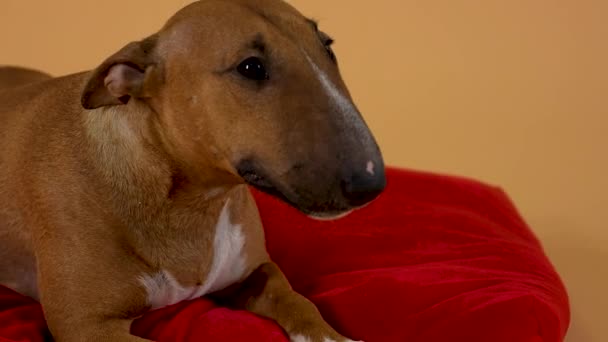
<box><xmin>83</xmin><ymin>104</ymin><xmax>169</xmax><ymax>195</ymax></box>
<box><xmin>81</xmin><ymin>102</ymin><xmax>240</xmax><ymax>233</ymax></box>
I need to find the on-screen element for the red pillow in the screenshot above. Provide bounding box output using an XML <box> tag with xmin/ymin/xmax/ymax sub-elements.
<box><xmin>0</xmin><ymin>167</ymin><xmax>570</xmax><ymax>342</ymax></box>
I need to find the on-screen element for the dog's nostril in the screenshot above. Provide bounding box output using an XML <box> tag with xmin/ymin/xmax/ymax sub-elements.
<box><xmin>366</xmin><ymin>161</ymin><xmax>376</xmax><ymax>176</ymax></box>
<box><xmin>341</xmin><ymin>170</ymin><xmax>386</xmax><ymax>207</ymax></box>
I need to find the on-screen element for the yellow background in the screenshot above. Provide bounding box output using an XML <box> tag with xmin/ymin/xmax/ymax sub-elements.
<box><xmin>1</xmin><ymin>1</ymin><xmax>606</xmax><ymax>340</ymax></box>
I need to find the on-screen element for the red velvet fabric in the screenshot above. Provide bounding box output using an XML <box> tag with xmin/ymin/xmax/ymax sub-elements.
<box><xmin>0</xmin><ymin>167</ymin><xmax>570</xmax><ymax>341</ymax></box>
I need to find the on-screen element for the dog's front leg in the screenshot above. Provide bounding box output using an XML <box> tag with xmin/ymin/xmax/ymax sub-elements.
<box><xmin>36</xmin><ymin>243</ymin><xmax>154</xmax><ymax>342</ymax></box>
<box><xmin>46</xmin><ymin>319</ymin><xmax>151</xmax><ymax>342</ymax></box>
<box><xmin>216</xmin><ymin>262</ymin><xmax>361</xmax><ymax>342</ymax></box>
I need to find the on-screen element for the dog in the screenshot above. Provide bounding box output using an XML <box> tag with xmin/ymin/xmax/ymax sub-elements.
<box><xmin>0</xmin><ymin>0</ymin><xmax>386</xmax><ymax>341</ymax></box>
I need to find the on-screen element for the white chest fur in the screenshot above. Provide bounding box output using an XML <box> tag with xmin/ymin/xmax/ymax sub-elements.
<box><xmin>138</xmin><ymin>200</ymin><xmax>247</xmax><ymax>310</ymax></box>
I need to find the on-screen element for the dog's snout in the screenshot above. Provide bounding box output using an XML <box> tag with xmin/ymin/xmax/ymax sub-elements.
<box><xmin>341</xmin><ymin>161</ymin><xmax>386</xmax><ymax>207</ymax></box>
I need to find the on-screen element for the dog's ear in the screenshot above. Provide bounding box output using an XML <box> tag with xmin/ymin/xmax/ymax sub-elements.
<box><xmin>81</xmin><ymin>35</ymin><xmax>161</xmax><ymax>109</ymax></box>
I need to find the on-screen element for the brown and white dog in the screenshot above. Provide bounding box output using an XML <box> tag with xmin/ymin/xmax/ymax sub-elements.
<box><xmin>0</xmin><ymin>0</ymin><xmax>385</xmax><ymax>341</ymax></box>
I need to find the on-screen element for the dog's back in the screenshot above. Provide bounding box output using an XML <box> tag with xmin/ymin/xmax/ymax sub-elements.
<box><xmin>0</xmin><ymin>67</ymin><xmax>54</xmax><ymax>299</ymax></box>
<box><xmin>0</xmin><ymin>66</ymin><xmax>52</xmax><ymax>91</ymax></box>
<box><xmin>0</xmin><ymin>66</ymin><xmax>54</xmax><ymax>125</ymax></box>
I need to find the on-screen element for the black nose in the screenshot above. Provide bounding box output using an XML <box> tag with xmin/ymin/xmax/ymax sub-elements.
<box><xmin>341</xmin><ymin>165</ymin><xmax>386</xmax><ymax>207</ymax></box>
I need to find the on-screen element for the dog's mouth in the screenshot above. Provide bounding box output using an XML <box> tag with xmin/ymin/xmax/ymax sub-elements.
<box><xmin>235</xmin><ymin>158</ymin><xmax>353</xmax><ymax>219</ymax></box>
<box><xmin>236</xmin><ymin>158</ymin><xmax>298</xmax><ymax>206</ymax></box>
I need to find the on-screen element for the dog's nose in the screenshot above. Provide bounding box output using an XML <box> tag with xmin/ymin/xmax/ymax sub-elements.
<box><xmin>341</xmin><ymin>161</ymin><xmax>386</xmax><ymax>207</ymax></box>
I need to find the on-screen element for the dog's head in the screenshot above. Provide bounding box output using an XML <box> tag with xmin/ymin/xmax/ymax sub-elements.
<box><xmin>81</xmin><ymin>0</ymin><xmax>385</xmax><ymax>219</ymax></box>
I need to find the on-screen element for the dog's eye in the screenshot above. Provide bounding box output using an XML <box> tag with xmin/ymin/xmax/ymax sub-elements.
<box><xmin>324</xmin><ymin>38</ymin><xmax>336</xmax><ymax>62</ymax></box>
<box><xmin>319</xmin><ymin>32</ymin><xmax>336</xmax><ymax>62</ymax></box>
<box><xmin>237</xmin><ymin>57</ymin><xmax>269</xmax><ymax>81</ymax></box>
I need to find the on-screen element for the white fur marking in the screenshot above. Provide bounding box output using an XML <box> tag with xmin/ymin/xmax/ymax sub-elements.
<box><xmin>304</xmin><ymin>53</ymin><xmax>377</xmax><ymax>181</ymax></box>
<box><xmin>305</xmin><ymin>55</ymin><xmax>356</xmax><ymax>116</ymax></box>
<box><xmin>366</xmin><ymin>161</ymin><xmax>375</xmax><ymax>176</ymax></box>
<box><xmin>139</xmin><ymin>200</ymin><xmax>247</xmax><ymax>309</ymax></box>
<box><xmin>139</xmin><ymin>271</ymin><xmax>196</xmax><ymax>309</ymax></box>
<box><xmin>202</xmin><ymin>187</ymin><xmax>226</xmax><ymax>201</ymax></box>
<box><xmin>291</xmin><ymin>336</ymin><xmax>312</xmax><ymax>342</ymax></box>
<box><xmin>305</xmin><ymin>53</ymin><xmax>375</xmax><ymax>175</ymax></box>
<box><xmin>203</xmin><ymin>199</ymin><xmax>247</xmax><ymax>294</ymax></box>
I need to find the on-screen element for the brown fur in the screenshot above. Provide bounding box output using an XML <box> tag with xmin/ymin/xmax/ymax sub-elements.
<box><xmin>0</xmin><ymin>66</ymin><xmax>52</xmax><ymax>90</ymax></box>
<box><xmin>0</xmin><ymin>1</ymin><xmax>385</xmax><ymax>341</ymax></box>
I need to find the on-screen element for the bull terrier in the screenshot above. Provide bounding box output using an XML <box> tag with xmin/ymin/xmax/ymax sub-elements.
<box><xmin>0</xmin><ymin>0</ymin><xmax>385</xmax><ymax>341</ymax></box>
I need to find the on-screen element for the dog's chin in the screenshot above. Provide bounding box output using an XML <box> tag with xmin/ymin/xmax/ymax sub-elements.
<box><xmin>307</xmin><ymin>210</ymin><xmax>354</xmax><ymax>221</ymax></box>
